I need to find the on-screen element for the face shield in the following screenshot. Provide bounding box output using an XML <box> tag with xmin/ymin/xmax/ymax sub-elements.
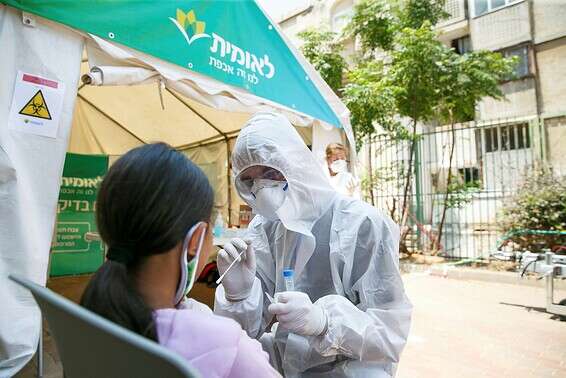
<box><xmin>231</xmin><ymin>112</ymin><xmax>337</xmax><ymax>234</ymax></box>
<box><xmin>236</xmin><ymin>165</ymin><xmax>288</xmax><ymax>220</ymax></box>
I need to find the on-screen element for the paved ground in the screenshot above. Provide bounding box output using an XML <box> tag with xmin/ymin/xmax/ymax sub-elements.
<box><xmin>397</xmin><ymin>274</ymin><xmax>566</xmax><ymax>378</ymax></box>
<box><xmin>15</xmin><ymin>273</ymin><xmax>566</xmax><ymax>377</ymax></box>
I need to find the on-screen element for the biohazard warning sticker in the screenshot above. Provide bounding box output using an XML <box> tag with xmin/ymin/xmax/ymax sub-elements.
<box><xmin>19</xmin><ymin>90</ymin><xmax>52</xmax><ymax>120</ymax></box>
<box><xmin>8</xmin><ymin>71</ymin><xmax>66</xmax><ymax>138</ymax></box>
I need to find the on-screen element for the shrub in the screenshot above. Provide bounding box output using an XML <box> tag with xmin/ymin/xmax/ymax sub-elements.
<box><xmin>499</xmin><ymin>167</ymin><xmax>566</xmax><ymax>252</ymax></box>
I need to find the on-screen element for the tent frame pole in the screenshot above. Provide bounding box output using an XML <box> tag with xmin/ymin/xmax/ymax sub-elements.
<box><xmin>165</xmin><ymin>88</ymin><xmax>226</xmax><ymax>136</ymax></box>
<box><xmin>226</xmin><ymin>139</ymin><xmax>233</xmax><ymax>227</ymax></box>
<box><xmin>176</xmin><ymin>133</ymin><xmax>239</xmax><ymax>150</ymax></box>
<box><xmin>77</xmin><ymin>94</ymin><xmax>146</xmax><ymax>144</ymax></box>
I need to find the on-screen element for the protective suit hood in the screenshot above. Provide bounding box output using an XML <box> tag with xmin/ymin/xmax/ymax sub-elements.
<box><xmin>233</xmin><ymin>112</ymin><xmax>337</xmax><ymax>237</ymax></box>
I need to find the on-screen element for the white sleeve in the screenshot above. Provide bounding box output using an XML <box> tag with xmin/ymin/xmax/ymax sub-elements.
<box><xmin>309</xmin><ymin>292</ymin><xmax>412</xmax><ymax>363</ymax></box>
<box><xmin>214</xmin><ymin>277</ymin><xmax>265</xmax><ymax>338</ymax></box>
<box><xmin>178</xmin><ymin>298</ymin><xmax>214</xmax><ymax>314</ymax></box>
<box><xmin>307</xmin><ymin>225</ymin><xmax>412</xmax><ymax>363</ymax></box>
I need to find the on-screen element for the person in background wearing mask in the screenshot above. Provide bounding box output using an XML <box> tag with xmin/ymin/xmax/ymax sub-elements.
<box><xmin>215</xmin><ymin>113</ymin><xmax>412</xmax><ymax>377</ymax></box>
<box><xmin>81</xmin><ymin>143</ymin><xmax>280</xmax><ymax>378</ymax></box>
<box><xmin>325</xmin><ymin>143</ymin><xmax>360</xmax><ymax>198</ymax></box>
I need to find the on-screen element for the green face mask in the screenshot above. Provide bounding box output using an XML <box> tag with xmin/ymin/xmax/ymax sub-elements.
<box><xmin>185</xmin><ymin>258</ymin><xmax>198</xmax><ymax>289</ymax></box>
<box><xmin>174</xmin><ymin>222</ymin><xmax>207</xmax><ymax>305</ymax></box>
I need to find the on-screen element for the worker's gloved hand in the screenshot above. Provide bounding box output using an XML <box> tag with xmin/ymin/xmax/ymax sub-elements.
<box><xmin>217</xmin><ymin>238</ymin><xmax>256</xmax><ymax>301</ymax></box>
<box><xmin>268</xmin><ymin>292</ymin><xmax>328</xmax><ymax>336</ymax></box>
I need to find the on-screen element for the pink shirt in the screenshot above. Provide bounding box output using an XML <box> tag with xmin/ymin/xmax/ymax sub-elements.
<box><xmin>153</xmin><ymin>300</ymin><xmax>280</xmax><ymax>378</ymax></box>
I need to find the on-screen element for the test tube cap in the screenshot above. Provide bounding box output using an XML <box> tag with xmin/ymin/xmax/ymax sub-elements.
<box><xmin>283</xmin><ymin>269</ymin><xmax>294</xmax><ymax>278</ymax></box>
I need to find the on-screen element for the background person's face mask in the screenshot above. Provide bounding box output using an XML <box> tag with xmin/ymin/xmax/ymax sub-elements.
<box><xmin>330</xmin><ymin>159</ymin><xmax>347</xmax><ymax>173</ymax></box>
<box><xmin>174</xmin><ymin>222</ymin><xmax>207</xmax><ymax>305</ymax></box>
<box><xmin>251</xmin><ymin>179</ymin><xmax>288</xmax><ymax>220</ymax></box>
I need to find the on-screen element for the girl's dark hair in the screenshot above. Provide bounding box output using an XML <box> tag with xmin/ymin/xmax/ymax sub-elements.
<box><xmin>80</xmin><ymin>143</ymin><xmax>213</xmax><ymax>341</ymax></box>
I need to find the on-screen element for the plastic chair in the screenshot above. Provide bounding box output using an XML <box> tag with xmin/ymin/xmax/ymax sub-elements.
<box><xmin>9</xmin><ymin>275</ymin><xmax>200</xmax><ymax>378</ymax></box>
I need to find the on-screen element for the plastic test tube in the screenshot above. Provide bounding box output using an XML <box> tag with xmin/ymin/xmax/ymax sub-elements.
<box><xmin>283</xmin><ymin>269</ymin><xmax>295</xmax><ymax>291</ymax></box>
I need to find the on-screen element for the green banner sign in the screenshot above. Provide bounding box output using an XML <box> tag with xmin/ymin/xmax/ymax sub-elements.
<box><xmin>50</xmin><ymin>153</ymin><xmax>108</xmax><ymax>276</ymax></box>
<box><xmin>2</xmin><ymin>0</ymin><xmax>341</xmax><ymax>129</ymax></box>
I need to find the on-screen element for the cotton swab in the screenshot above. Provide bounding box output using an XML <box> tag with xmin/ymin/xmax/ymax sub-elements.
<box><xmin>215</xmin><ymin>249</ymin><xmax>246</xmax><ymax>285</ymax></box>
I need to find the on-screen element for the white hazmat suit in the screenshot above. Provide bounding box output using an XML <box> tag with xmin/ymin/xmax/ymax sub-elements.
<box><xmin>215</xmin><ymin>113</ymin><xmax>412</xmax><ymax>377</ymax></box>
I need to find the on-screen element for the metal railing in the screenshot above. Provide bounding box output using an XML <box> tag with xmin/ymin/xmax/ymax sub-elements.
<box><xmin>361</xmin><ymin>115</ymin><xmax>566</xmax><ymax>258</ymax></box>
<box><xmin>438</xmin><ymin>0</ymin><xmax>468</xmax><ymax>27</ymax></box>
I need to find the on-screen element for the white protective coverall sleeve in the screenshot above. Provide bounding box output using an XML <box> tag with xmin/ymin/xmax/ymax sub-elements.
<box><xmin>215</xmin><ymin>277</ymin><xmax>265</xmax><ymax>338</ymax></box>
<box><xmin>307</xmin><ymin>214</ymin><xmax>411</xmax><ymax>363</ymax></box>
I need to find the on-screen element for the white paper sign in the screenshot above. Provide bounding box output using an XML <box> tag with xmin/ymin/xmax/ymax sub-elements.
<box><xmin>8</xmin><ymin>71</ymin><xmax>66</xmax><ymax>138</ymax></box>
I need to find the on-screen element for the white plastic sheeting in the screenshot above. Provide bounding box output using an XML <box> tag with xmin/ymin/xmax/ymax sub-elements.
<box><xmin>0</xmin><ymin>6</ymin><xmax>83</xmax><ymax>376</ymax></box>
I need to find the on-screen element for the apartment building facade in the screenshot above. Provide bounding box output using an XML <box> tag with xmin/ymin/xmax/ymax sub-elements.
<box><xmin>278</xmin><ymin>0</ymin><xmax>566</xmax><ymax>257</ymax></box>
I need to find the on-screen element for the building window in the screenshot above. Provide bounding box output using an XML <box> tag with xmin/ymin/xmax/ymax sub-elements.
<box><xmin>502</xmin><ymin>45</ymin><xmax>530</xmax><ymax>79</ymax></box>
<box><xmin>432</xmin><ymin>167</ymin><xmax>482</xmax><ymax>192</ymax></box>
<box><xmin>331</xmin><ymin>0</ymin><xmax>354</xmax><ymax>33</ymax></box>
<box><xmin>443</xmin><ymin>0</ymin><xmax>466</xmax><ymax>22</ymax></box>
<box><xmin>484</xmin><ymin>127</ymin><xmax>499</xmax><ymax>153</ymax></box>
<box><xmin>458</xmin><ymin>167</ymin><xmax>481</xmax><ymax>187</ymax></box>
<box><xmin>481</xmin><ymin>123</ymin><xmax>530</xmax><ymax>153</ymax></box>
<box><xmin>473</xmin><ymin>0</ymin><xmax>521</xmax><ymax>17</ymax></box>
<box><xmin>451</xmin><ymin>36</ymin><xmax>472</xmax><ymax>55</ymax></box>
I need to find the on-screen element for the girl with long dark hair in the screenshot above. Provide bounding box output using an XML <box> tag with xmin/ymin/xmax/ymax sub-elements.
<box><xmin>81</xmin><ymin>143</ymin><xmax>279</xmax><ymax>377</ymax></box>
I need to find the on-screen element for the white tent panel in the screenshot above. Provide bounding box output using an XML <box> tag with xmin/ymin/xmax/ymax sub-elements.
<box><xmin>0</xmin><ymin>6</ymin><xmax>83</xmax><ymax>375</ymax></box>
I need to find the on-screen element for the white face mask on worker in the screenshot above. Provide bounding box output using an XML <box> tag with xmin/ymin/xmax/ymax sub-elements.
<box><xmin>330</xmin><ymin>159</ymin><xmax>347</xmax><ymax>173</ymax></box>
<box><xmin>251</xmin><ymin>179</ymin><xmax>288</xmax><ymax>220</ymax></box>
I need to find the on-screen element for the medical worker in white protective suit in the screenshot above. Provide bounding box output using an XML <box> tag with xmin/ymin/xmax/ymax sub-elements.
<box><xmin>214</xmin><ymin>113</ymin><xmax>412</xmax><ymax>377</ymax></box>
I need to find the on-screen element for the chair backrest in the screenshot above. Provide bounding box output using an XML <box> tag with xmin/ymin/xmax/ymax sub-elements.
<box><xmin>10</xmin><ymin>275</ymin><xmax>200</xmax><ymax>378</ymax></box>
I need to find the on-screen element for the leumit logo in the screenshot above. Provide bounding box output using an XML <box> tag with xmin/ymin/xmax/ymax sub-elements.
<box><xmin>168</xmin><ymin>7</ymin><xmax>277</xmax><ymax>83</ymax></box>
<box><xmin>169</xmin><ymin>9</ymin><xmax>211</xmax><ymax>45</ymax></box>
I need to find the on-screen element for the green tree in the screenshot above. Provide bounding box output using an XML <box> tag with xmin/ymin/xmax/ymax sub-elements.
<box><xmin>342</xmin><ymin>60</ymin><xmax>409</xmax><ymax>145</ymax></box>
<box><xmin>297</xmin><ymin>29</ymin><xmax>347</xmax><ymax>94</ymax></box>
<box><xmin>346</xmin><ymin>0</ymin><xmax>448</xmax><ymax>53</ymax></box>
<box><xmin>432</xmin><ymin>51</ymin><xmax>516</xmax><ymax>250</ymax></box>
<box><xmin>298</xmin><ymin>0</ymin><xmax>517</xmax><ymax>254</ymax></box>
<box><xmin>385</xmin><ymin>23</ymin><xmax>453</xmax><ymax>238</ymax></box>
<box><xmin>344</xmin><ymin>0</ymin><xmax>516</xmax><ymax>253</ymax></box>
<box><xmin>398</xmin><ymin>0</ymin><xmax>449</xmax><ymax>29</ymax></box>
<box><xmin>346</xmin><ymin>0</ymin><xmax>397</xmax><ymax>53</ymax></box>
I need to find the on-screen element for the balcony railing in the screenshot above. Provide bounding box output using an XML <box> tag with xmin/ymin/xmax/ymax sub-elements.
<box><xmin>438</xmin><ymin>0</ymin><xmax>468</xmax><ymax>27</ymax></box>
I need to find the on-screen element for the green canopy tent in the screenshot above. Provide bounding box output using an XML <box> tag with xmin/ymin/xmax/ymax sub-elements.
<box><xmin>0</xmin><ymin>1</ymin><xmax>354</xmax><ymax>374</ymax></box>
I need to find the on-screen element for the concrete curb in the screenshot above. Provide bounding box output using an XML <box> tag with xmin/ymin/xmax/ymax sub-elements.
<box><xmin>428</xmin><ymin>265</ymin><xmax>566</xmax><ymax>290</ymax></box>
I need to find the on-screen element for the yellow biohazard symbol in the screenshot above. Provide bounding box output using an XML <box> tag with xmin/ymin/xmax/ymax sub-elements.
<box><xmin>19</xmin><ymin>90</ymin><xmax>52</xmax><ymax>120</ymax></box>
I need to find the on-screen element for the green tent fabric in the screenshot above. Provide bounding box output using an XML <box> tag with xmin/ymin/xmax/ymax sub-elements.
<box><xmin>3</xmin><ymin>0</ymin><xmax>344</xmax><ymax>130</ymax></box>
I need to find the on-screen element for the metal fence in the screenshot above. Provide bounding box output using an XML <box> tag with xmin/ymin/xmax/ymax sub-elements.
<box><xmin>360</xmin><ymin>115</ymin><xmax>566</xmax><ymax>259</ymax></box>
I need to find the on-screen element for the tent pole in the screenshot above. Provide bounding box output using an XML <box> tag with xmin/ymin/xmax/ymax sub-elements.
<box><xmin>176</xmin><ymin>135</ymin><xmax>227</xmax><ymax>150</ymax></box>
<box><xmin>177</xmin><ymin>135</ymin><xmax>238</xmax><ymax>150</ymax></box>
<box><xmin>175</xmin><ymin>131</ymin><xmax>240</xmax><ymax>151</ymax></box>
<box><xmin>77</xmin><ymin>94</ymin><xmax>146</xmax><ymax>144</ymax></box>
<box><xmin>165</xmin><ymin>88</ymin><xmax>226</xmax><ymax>137</ymax></box>
<box><xmin>226</xmin><ymin>139</ymin><xmax>232</xmax><ymax>227</ymax></box>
